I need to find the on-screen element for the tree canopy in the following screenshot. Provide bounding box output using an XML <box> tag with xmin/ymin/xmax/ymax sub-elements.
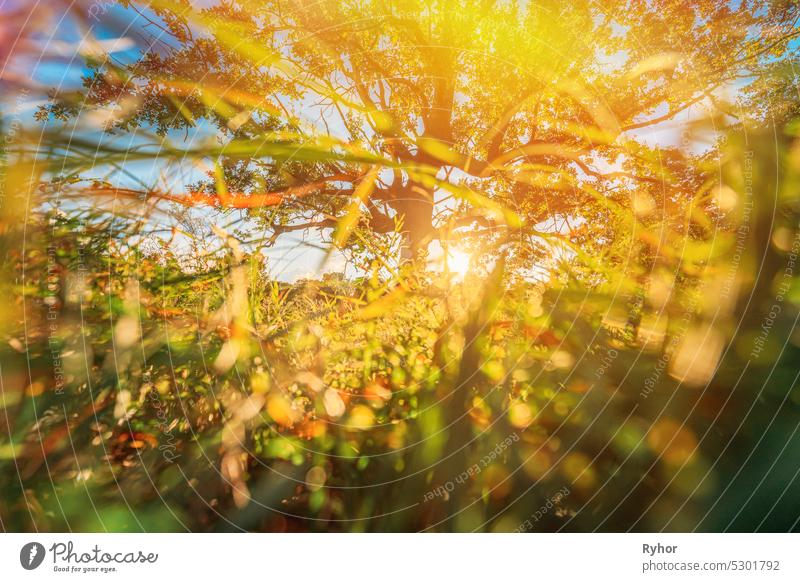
<box><xmin>3</xmin><ymin>0</ymin><xmax>800</xmax><ymax>533</ymax></box>
<box><xmin>41</xmin><ymin>0</ymin><xmax>800</xmax><ymax>260</ymax></box>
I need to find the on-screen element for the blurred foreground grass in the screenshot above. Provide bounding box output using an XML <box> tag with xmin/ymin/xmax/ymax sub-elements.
<box><xmin>2</xmin><ymin>122</ymin><xmax>800</xmax><ymax>532</ymax></box>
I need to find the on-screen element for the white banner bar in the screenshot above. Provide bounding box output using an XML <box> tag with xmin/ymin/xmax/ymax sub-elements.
<box><xmin>0</xmin><ymin>533</ymin><xmax>797</xmax><ymax>581</ymax></box>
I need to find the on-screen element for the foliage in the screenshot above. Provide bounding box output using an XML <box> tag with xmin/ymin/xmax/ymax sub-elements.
<box><xmin>2</xmin><ymin>0</ymin><xmax>800</xmax><ymax>532</ymax></box>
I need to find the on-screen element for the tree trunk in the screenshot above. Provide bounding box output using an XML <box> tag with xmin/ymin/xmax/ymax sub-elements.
<box><xmin>396</xmin><ymin>188</ymin><xmax>435</xmax><ymax>260</ymax></box>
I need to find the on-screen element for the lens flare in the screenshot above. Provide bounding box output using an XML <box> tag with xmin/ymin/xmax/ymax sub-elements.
<box><xmin>447</xmin><ymin>249</ymin><xmax>471</xmax><ymax>279</ymax></box>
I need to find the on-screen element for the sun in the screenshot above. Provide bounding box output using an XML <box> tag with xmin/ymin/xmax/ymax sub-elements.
<box><xmin>446</xmin><ymin>249</ymin><xmax>472</xmax><ymax>279</ymax></box>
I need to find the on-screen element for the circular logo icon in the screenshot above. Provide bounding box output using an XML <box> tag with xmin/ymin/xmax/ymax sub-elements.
<box><xmin>20</xmin><ymin>542</ymin><xmax>46</xmax><ymax>570</ymax></box>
